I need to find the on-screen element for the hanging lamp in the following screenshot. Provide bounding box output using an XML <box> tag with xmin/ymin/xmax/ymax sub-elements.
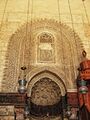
<box><xmin>78</xmin><ymin>79</ymin><xmax>88</xmax><ymax>94</ymax></box>
<box><xmin>18</xmin><ymin>66</ymin><xmax>27</xmax><ymax>94</ymax></box>
<box><xmin>24</xmin><ymin>105</ymin><xmax>30</xmax><ymax>117</ymax></box>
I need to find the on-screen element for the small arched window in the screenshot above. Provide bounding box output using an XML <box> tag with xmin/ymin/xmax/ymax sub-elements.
<box><xmin>37</xmin><ymin>32</ymin><xmax>55</xmax><ymax>63</ymax></box>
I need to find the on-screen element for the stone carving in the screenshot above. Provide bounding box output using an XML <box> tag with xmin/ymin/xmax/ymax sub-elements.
<box><xmin>37</xmin><ymin>32</ymin><xmax>55</xmax><ymax>62</ymax></box>
<box><xmin>0</xmin><ymin>106</ymin><xmax>14</xmax><ymax>115</ymax></box>
<box><xmin>29</xmin><ymin>116</ymin><xmax>62</xmax><ymax>120</ymax></box>
<box><xmin>38</xmin><ymin>32</ymin><xmax>54</xmax><ymax>43</ymax></box>
<box><xmin>2</xmin><ymin>19</ymin><xmax>83</xmax><ymax>92</ymax></box>
<box><xmin>0</xmin><ymin>106</ymin><xmax>14</xmax><ymax>120</ymax></box>
<box><xmin>84</xmin><ymin>23</ymin><xmax>90</xmax><ymax>37</ymax></box>
<box><xmin>31</xmin><ymin>78</ymin><xmax>61</xmax><ymax>106</ymax></box>
<box><xmin>39</xmin><ymin>48</ymin><xmax>54</xmax><ymax>62</ymax></box>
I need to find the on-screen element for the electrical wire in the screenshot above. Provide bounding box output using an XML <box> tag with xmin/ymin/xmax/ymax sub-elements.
<box><xmin>28</xmin><ymin>0</ymin><xmax>33</xmax><ymax>68</ymax></box>
<box><xmin>22</xmin><ymin>0</ymin><xmax>31</xmax><ymax>67</ymax></box>
<box><xmin>23</xmin><ymin>0</ymin><xmax>33</xmax><ymax>69</ymax></box>
<box><xmin>57</xmin><ymin>0</ymin><xmax>66</xmax><ymax>73</ymax></box>
<box><xmin>82</xmin><ymin>0</ymin><xmax>90</xmax><ymax>25</ymax></box>
<box><xmin>0</xmin><ymin>0</ymin><xmax>8</xmax><ymax>31</ymax></box>
<box><xmin>81</xmin><ymin>0</ymin><xmax>90</xmax><ymax>61</ymax></box>
<box><xmin>67</xmin><ymin>0</ymin><xmax>80</xmax><ymax>79</ymax></box>
<box><xmin>57</xmin><ymin>0</ymin><xmax>76</xmax><ymax>82</ymax></box>
<box><xmin>28</xmin><ymin>0</ymin><xmax>33</xmax><ymax>67</ymax></box>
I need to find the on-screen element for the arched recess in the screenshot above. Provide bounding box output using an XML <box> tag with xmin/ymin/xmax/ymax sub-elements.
<box><xmin>27</xmin><ymin>66</ymin><xmax>68</xmax><ymax>97</ymax></box>
<box><xmin>30</xmin><ymin>77</ymin><xmax>62</xmax><ymax>106</ymax></box>
<box><xmin>2</xmin><ymin>19</ymin><xmax>84</xmax><ymax>92</ymax></box>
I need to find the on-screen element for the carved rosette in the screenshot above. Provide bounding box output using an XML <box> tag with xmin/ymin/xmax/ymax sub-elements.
<box><xmin>31</xmin><ymin>78</ymin><xmax>61</xmax><ymax>106</ymax></box>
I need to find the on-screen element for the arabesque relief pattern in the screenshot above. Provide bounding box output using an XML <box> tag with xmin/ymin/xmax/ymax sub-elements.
<box><xmin>2</xmin><ymin>19</ymin><xmax>83</xmax><ymax>92</ymax></box>
<box><xmin>37</xmin><ymin>32</ymin><xmax>55</xmax><ymax>63</ymax></box>
<box><xmin>31</xmin><ymin>78</ymin><xmax>61</xmax><ymax>106</ymax></box>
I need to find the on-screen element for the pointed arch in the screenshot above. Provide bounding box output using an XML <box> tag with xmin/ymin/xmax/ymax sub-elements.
<box><xmin>2</xmin><ymin>19</ymin><xmax>83</xmax><ymax>92</ymax></box>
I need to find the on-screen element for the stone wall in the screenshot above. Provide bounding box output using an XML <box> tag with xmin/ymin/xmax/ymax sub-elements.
<box><xmin>0</xmin><ymin>0</ymin><xmax>90</xmax><ymax>92</ymax></box>
<box><xmin>0</xmin><ymin>106</ymin><xmax>14</xmax><ymax>120</ymax></box>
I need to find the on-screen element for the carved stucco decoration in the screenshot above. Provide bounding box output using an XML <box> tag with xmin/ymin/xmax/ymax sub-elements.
<box><xmin>31</xmin><ymin>77</ymin><xmax>61</xmax><ymax>106</ymax></box>
<box><xmin>84</xmin><ymin>23</ymin><xmax>90</xmax><ymax>37</ymax></box>
<box><xmin>0</xmin><ymin>106</ymin><xmax>14</xmax><ymax>115</ymax></box>
<box><xmin>37</xmin><ymin>32</ymin><xmax>55</xmax><ymax>63</ymax></box>
<box><xmin>2</xmin><ymin>19</ymin><xmax>83</xmax><ymax>92</ymax></box>
<box><xmin>27</xmin><ymin>67</ymin><xmax>67</xmax><ymax>97</ymax></box>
